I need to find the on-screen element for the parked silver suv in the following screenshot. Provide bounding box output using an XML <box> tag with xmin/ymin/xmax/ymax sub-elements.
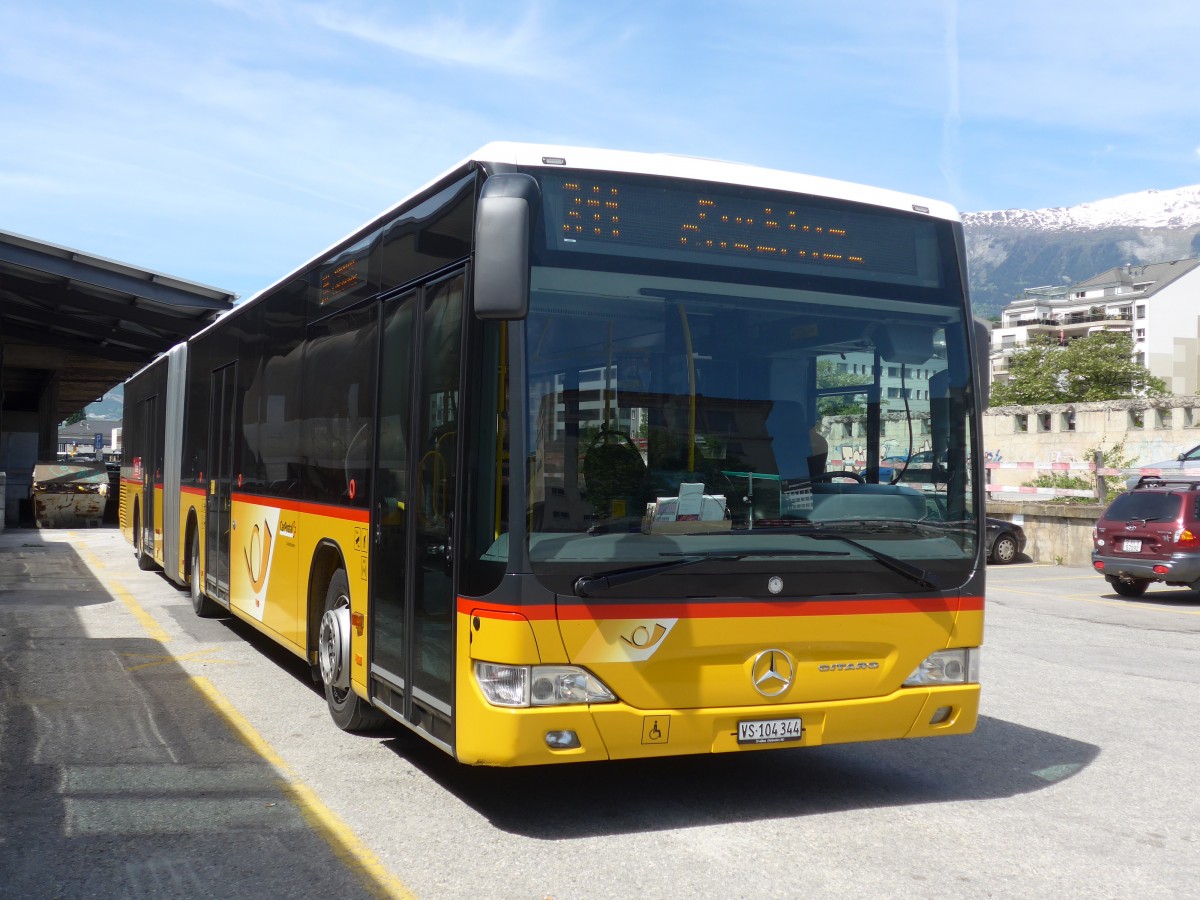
<box><xmin>1124</xmin><ymin>443</ymin><xmax>1200</xmax><ymax>489</ymax></box>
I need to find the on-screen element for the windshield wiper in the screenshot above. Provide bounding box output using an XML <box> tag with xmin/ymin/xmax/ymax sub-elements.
<box><xmin>745</xmin><ymin>521</ymin><xmax>942</xmax><ymax>590</ymax></box>
<box><xmin>572</xmin><ymin>549</ymin><xmax>847</xmax><ymax>597</ymax></box>
<box><xmin>799</xmin><ymin>528</ymin><xmax>942</xmax><ymax>591</ymax></box>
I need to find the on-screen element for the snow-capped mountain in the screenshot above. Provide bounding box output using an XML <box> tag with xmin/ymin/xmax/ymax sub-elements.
<box><xmin>964</xmin><ymin>184</ymin><xmax>1200</xmax><ymax>232</ymax></box>
<box><xmin>963</xmin><ymin>185</ymin><xmax>1200</xmax><ymax>318</ymax></box>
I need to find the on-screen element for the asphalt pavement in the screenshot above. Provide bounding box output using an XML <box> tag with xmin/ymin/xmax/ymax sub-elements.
<box><xmin>4</xmin><ymin>525</ymin><xmax>1199</xmax><ymax>899</ymax></box>
<box><xmin>0</xmin><ymin>524</ymin><xmax>401</xmax><ymax>899</ymax></box>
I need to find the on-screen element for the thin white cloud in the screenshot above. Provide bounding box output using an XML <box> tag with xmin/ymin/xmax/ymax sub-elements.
<box><xmin>956</xmin><ymin>1</ymin><xmax>1200</xmax><ymax>131</ymax></box>
<box><xmin>4</xmin><ymin>0</ymin><xmax>1200</xmax><ymax>289</ymax></box>
<box><xmin>0</xmin><ymin>9</ymin><xmax>507</xmax><ymax>293</ymax></box>
<box><xmin>939</xmin><ymin>0</ymin><xmax>963</xmax><ymax>207</ymax></box>
<box><xmin>295</xmin><ymin>2</ymin><xmax>575</xmax><ymax>78</ymax></box>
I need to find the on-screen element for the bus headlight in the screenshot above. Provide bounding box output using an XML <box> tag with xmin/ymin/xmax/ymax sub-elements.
<box><xmin>473</xmin><ymin>663</ymin><xmax>528</xmax><ymax>707</ymax></box>
<box><xmin>530</xmin><ymin>666</ymin><xmax>616</xmax><ymax>706</ymax></box>
<box><xmin>903</xmin><ymin>648</ymin><xmax>980</xmax><ymax>686</ymax></box>
<box><xmin>474</xmin><ymin>662</ymin><xmax>616</xmax><ymax>707</ymax></box>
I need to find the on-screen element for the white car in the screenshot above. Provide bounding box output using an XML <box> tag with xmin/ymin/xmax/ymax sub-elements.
<box><xmin>1125</xmin><ymin>443</ymin><xmax>1200</xmax><ymax>489</ymax></box>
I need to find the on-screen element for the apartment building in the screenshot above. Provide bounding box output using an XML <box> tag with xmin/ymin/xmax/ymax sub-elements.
<box><xmin>990</xmin><ymin>257</ymin><xmax>1200</xmax><ymax>394</ymax></box>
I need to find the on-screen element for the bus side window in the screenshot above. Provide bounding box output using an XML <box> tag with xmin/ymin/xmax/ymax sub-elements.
<box><xmin>300</xmin><ymin>306</ymin><xmax>378</xmax><ymax>507</ymax></box>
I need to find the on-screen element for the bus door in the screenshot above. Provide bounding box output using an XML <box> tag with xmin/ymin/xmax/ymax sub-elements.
<box><xmin>139</xmin><ymin>395</ymin><xmax>158</xmax><ymax>558</ymax></box>
<box><xmin>371</xmin><ymin>275</ymin><xmax>464</xmax><ymax>740</ymax></box>
<box><xmin>206</xmin><ymin>362</ymin><xmax>238</xmax><ymax>602</ymax></box>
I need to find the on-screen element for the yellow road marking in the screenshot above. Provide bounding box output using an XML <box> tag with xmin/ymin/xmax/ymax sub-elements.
<box><xmin>994</xmin><ymin>565</ymin><xmax>1094</xmax><ymax>576</ymax></box>
<box><xmin>993</xmin><ymin>582</ymin><xmax>1200</xmax><ymax>616</ymax></box>
<box><xmin>77</xmin><ymin>534</ymin><xmax>414</xmax><ymax>898</ymax></box>
<box><xmin>75</xmin><ymin>540</ymin><xmax>111</xmax><ymax>571</ymax></box>
<box><xmin>119</xmin><ymin>648</ymin><xmax>232</xmax><ymax>672</ymax></box>
<box><xmin>1066</xmin><ymin>593</ymin><xmax>1200</xmax><ymax>616</ymax></box>
<box><xmin>112</xmin><ymin>583</ymin><xmax>173</xmax><ymax>643</ymax></box>
<box><xmin>191</xmin><ymin>677</ymin><xmax>415</xmax><ymax>900</ymax></box>
<box><xmin>75</xmin><ymin>542</ymin><xmax>173</xmax><ymax>643</ymax></box>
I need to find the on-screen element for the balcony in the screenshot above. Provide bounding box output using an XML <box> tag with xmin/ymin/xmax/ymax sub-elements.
<box><xmin>1003</xmin><ymin>310</ymin><xmax>1132</xmax><ymax>334</ymax></box>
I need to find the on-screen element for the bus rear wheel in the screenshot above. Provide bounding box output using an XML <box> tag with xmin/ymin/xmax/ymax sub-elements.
<box><xmin>134</xmin><ymin>508</ymin><xmax>156</xmax><ymax>571</ymax></box>
<box><xmin>318</xmin><ymin>570</ymin><xmax>387</xmax><ymax>732</ymax></box>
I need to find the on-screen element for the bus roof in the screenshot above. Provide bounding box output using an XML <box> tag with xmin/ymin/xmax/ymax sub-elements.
<box><xmin>198</xmin><ymin>142</ymin><xmax>961</xmax><ymax>341</ymax></box>
<box><xmin>470</xmin><ymin>142</ymin><xmax>961</xmax><ymax>222</ymax></box>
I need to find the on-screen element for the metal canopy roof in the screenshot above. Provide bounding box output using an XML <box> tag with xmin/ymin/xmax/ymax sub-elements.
<box><xmin>0</xmin><ymin>228</ymin><xmax>236</xmax><ymax>423</ymax></box>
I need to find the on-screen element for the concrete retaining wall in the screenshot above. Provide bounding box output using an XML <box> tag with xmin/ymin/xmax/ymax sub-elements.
<box><xmin>982</xmin><ymin>397</ymin><xmax>1200</xmax><ymax>488</ymax></box>
<box><xmin>988</xmin><ymin>500</ymin><xmax>1104</xmax><ymax>567</ymax></box>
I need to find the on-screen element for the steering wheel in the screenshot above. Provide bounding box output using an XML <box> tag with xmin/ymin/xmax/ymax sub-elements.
<box><xmin>809</xmin><ymin>471</ymin><xmax>865</xmax><ymax>484</ymax></box>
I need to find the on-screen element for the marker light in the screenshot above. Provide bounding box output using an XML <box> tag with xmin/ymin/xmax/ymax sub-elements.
<box><xmin>904</xmin><ymin>648</ymin><xmax>980</xmax><ymax>686</ymax></box>
<box><xmin>474</xmin><ymin>662</ymin><xmax>616</xmax><ymax>707</ymax></box>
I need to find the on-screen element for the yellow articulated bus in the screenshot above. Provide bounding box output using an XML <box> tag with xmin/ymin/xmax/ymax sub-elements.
<box><xmin>121</xmin><ymin>143</ymin><xmax>988</xmax><ymax>766</ymax></box>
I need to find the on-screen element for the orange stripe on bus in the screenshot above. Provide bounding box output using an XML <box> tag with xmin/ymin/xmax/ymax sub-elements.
<box><xmin>462</xmin><ymin>595</ymin><xmax>984</xmax><ymax>620</ymax></box>
<box><xmin>228</xmin><ymin>492</ymin><xmax>370</xmax><ymax>523</ymax></box>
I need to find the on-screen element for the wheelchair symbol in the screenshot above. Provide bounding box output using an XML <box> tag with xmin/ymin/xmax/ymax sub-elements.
<box><xmin>641</xmin><ymin>716</ymin><xmax>669</xmax><ymax>744</ymax></box>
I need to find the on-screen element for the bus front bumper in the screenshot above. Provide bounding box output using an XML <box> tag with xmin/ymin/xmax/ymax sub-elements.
<box><xmin>453</xmin><ymin>684</ymin><xmax>979</xmax><ymax>767</ymax></box>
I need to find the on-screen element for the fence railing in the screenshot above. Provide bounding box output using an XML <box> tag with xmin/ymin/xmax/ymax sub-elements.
<box><xmin>984</xmin><ymin>458</ymin><xmax>1167</xmax><ymax>501</ymax></box>
<box><xmin>837</xmin><ymin>457</ymin><xmax>1180</xmax><ymax>501</ymax></box>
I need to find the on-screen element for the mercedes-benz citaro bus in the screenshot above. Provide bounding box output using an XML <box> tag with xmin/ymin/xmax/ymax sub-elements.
<box><xmin>121</xmin><ymin>143</ymin><xmax>988</xmax><ymax>766</ymax></box>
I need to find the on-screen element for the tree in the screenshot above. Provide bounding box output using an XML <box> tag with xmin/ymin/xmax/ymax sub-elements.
<box><xmin>990</xmin><ymin>332</ymin><xmax>1168</xmax><ymax>406</ymax></box>
<box><xmin>62</xmin><ymin>411</ymin><xmax>87</xmax><ymax>427</ymax></box>
<box><xmin>815</xmin><ymin>360</ymin><xmax>870</xmax><ymax>416</ymax></box>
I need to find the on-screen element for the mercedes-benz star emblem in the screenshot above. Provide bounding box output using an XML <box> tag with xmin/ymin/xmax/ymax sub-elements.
<box><xmin>751</xmin><ymin>649</ymin><xmax>795</xmax><ymax>698</ymax></box>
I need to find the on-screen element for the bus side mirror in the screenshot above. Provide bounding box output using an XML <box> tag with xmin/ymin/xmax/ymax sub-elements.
<box><xmin>474</xmin><ymin>173</ymin><xmax>540</xmax><ymax>320</ymax></box>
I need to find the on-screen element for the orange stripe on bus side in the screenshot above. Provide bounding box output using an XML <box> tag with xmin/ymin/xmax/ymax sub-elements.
<box><xmin>228</xmin><ymin>492</ymin><xmax>370</xmax><ymax>523</ymax></box>
<box><xmin>461</xmin><ymin>595</ymin><xmax>984</xmax><ymax>620</ymax></box>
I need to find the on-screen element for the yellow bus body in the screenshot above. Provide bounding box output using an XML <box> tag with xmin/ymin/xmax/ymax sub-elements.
<box><xmin>127</xmin><ymin>474</ymin><xmax>982</xmax><ymax>767</ymax></box>
<box><xmin>453</xmin><ymin>599</ymin><xmax>983</xmax><ymax>766</ymax></box>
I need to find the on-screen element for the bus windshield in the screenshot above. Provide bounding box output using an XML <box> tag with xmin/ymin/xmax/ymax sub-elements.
<box><xmin>520</xmin><ymin>171</ymin><xmax>977</xmax><ymax>599</ymax></box>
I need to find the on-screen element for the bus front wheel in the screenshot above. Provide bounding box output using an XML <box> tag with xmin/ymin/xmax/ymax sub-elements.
<box><xmin>189</xmin><ymin>531</ymin><xmax>223</xmax><ymax>618</ymax></box>
<box><xmin>318</xmin><ymin>570</ymin><xmax>387</xmax><ymax>732</ymax></box>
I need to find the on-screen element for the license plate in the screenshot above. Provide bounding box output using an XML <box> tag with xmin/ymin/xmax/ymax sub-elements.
<box><xmin>1123</xmin><ymin>539</ymin><xmax>1142</xmax><ymax>552</ymax></box>
<box><xmin>738</xmin><ymin>717</ymin><xmax>803</xmax><ymax>745</ymax></box>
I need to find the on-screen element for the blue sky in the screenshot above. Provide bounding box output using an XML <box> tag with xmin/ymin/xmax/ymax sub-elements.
<box><xmin>2</xmin><ymin>0</ymin><xmax>1199</xmax><ymax>302</ymax></box>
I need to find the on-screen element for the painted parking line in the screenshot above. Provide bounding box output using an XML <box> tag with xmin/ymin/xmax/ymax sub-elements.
<box><xmin>1062</xmin><ymin>593</ymin><xmax>1200</xmax><ymax>616</ymax></box>
<box><xmin>191</xmin><ymin>677</ymin><xmax>415</xmax><ymax>900</ymax></box>
<box><xmin>77</xmin><ymin>543</ymin><xmax>174</xmax><ymax>643</ymax></box>
<box><xmin>991</xmin><ymin>577</ymin><xmax>1200</xmax><ymax>617</ymax></box>
<box><xmin>78</xmin><ymin>536</ymin><xmax>415</xmax><ymax>900</ymax></box>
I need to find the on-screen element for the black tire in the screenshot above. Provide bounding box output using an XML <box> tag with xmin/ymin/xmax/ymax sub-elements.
<box><xmin>1110</xmin><ymin>577</ymin><xmax>1150</xmax><ymax>598</ymax></box>
<box><xmin>319</xmin><ymin>570</ymin><xmax>388</xmax><ymax>732</ymax></box>
<box><xmin>990</xmin><ymin>533</ymin><xmax>1019</xmax><ymax>565</ymax></box>
<box><xmin>134</xmin><ymin>508</ymin><xmax>156</xmax><ymax>571</ymax></box>
<box><xmin>189</xmin><ymin>531</ymin><xmax>223</xmax><ymax>618</ymax></box>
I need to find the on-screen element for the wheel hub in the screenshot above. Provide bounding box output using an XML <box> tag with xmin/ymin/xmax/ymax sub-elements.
<box><xmin>318</xmin><ymin>605</ymin><xmax>352</xmax><ymax>690</ymax></box>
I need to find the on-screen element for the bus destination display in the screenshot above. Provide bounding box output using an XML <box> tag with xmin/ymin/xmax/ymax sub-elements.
<box><xmin>319</xmin><ymin>253</ymin><xmax>367</xmax><ymax>306</ymax></box>
<box><xmin>540</xmin><ymin>174</ymin><xmax>937</xmax><ymax>285</ymax></box>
